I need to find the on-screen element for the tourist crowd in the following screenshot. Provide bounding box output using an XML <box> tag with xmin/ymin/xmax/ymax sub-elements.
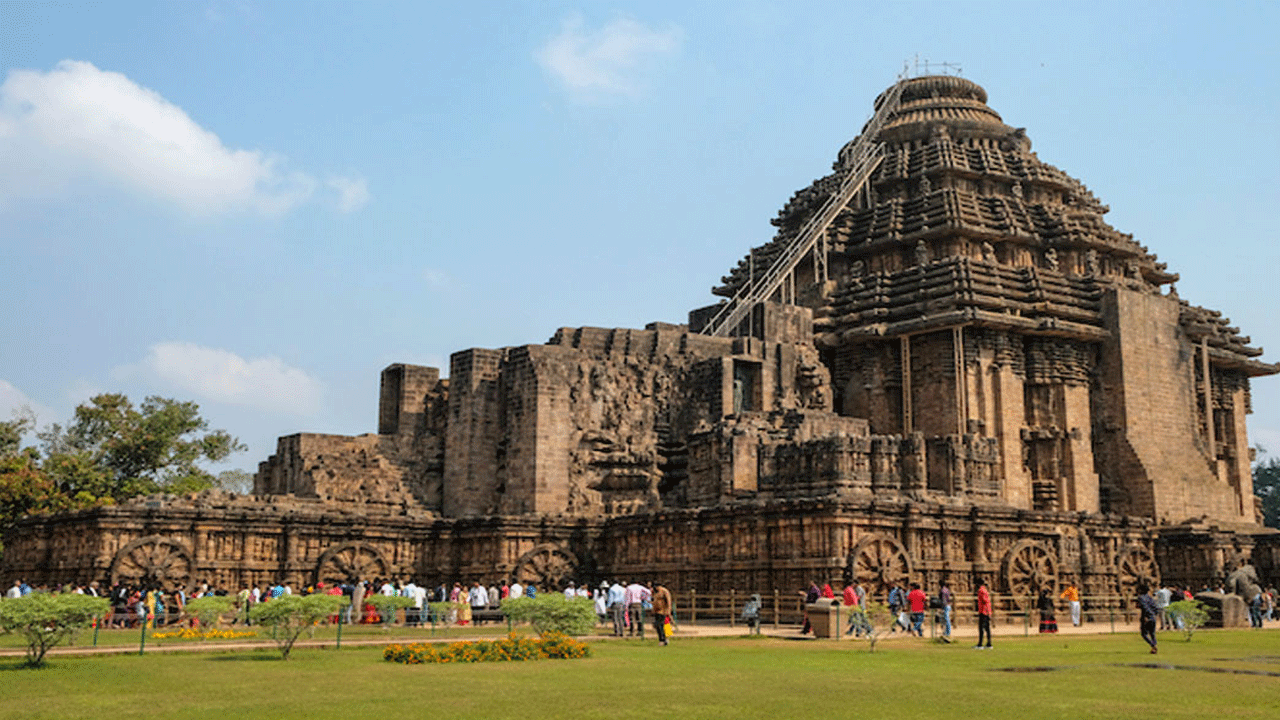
<box><xmin>3</xmin><ymin>575</ymin><xmax>678</xmax><ymax>641</ymax></box>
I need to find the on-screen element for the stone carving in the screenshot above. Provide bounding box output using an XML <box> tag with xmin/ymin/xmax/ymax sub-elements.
<box><xmin>848</xmin><ymin>533</ymin><xmax>912</xmax><ymax>596</ymax></box>
<box><xmin>315</xmin><ymin>542</ymin><xmax>390</xmax><ymax>585</ymax></box>
<box><xmin>1225</xmin><ymin>562</ymin><xmax>1262</xmax><ymax>603</ymax></box>
<box><xmin>1085</xmin><ymin>249</ymin><xmax>1099</xmax><ymax>276</ymax></box>
<box><xmin>1002</xmin><ymin>539</ymin><xmax>1059</xmax><ymax>602</ymax></box>
<box><xmin>110</xmin><ymin>536</ymin><xmax>193</xmax><ymax>588</ymax></box>
<box><xmin>513</xmin><ymin>544</ymin><xmax>578</xmax><ymax>588</ymax></box>
<box><xmin>1115</xmin><ymin>544</ymin><xmax>1161</xmax><ymax>598</ymax></box>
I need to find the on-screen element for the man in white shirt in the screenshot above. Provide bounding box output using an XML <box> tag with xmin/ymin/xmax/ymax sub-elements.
<box><xmin>402</xmin><ymin>580</ymin><xmax>419</xmax><ymax>626</ymax></box>
<box><xmin>469</xmin><ymin>582</ymin><xmax>489</xmax><ymax>625</ymax></box>
<box><xmin>6</xmin><ymin>580</ymin><xmax>22</xmax><ymax>599</ymax></box>
<box><xmin>564</xmin><ymin>582</ymin><xmax>576</xmax><ymax>599</ymax></box>
<box><xmin>607</xmin><ymin>580</ymin><xmax>627</xmax><ymax>636</ymax></box>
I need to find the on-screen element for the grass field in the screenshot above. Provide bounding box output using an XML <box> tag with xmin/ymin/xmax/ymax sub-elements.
<box><xmin>2</xmin><ymin>630</ymin><xmax>1277</xmax><ymax>719</ymax></box>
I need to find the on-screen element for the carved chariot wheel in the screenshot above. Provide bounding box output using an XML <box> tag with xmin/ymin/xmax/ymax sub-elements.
<box><xmin>1002</xmin><ymin>540</ymin><xmax>1059</xmax><ymax>604</ymax></box>
<box><xmin>110</xmin><ymin>535</ymin><xmax>193</xmax><ymax>588</ymax></box>
<box><xmin>512</xmin><ymin>544</ymin><xmax>578</xmax><ymax>589</ymax></box>
<box><xmin>315</xmin><ymin>542</ymin><xmax>390</xmax><ymax>585</ymax></box>
<box><xmin>1115</xmin><ymin>544</ymin><xmax>1160</xmax><ymax>599</ymax></box>
<box><xmin>848</xmin><ymin>533</ymin><xmax>913</xmax><ymax>597</ymax></box>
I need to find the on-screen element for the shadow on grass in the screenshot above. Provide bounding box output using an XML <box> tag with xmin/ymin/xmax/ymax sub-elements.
<box><xmin>204</xmin><ymin>653</ymin><xmax>285</xmax><ymax>662</ymax></box>
<box><xmin>992</xmin><ymin>663</ymin><xmax>1280</xmax><ymax>677</ymax></box>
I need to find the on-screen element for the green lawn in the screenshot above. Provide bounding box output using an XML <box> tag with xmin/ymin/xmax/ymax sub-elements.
<box><xmin>1</xmin><ymin>630</ymin><xmax>1277</xmax><ymax>719</ymax></box>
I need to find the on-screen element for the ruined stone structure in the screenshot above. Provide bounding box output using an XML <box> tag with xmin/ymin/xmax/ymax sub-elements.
<box><xmin>5</xmin><ymin>75</ymin><xmax>1277</xmax><ymax>607</ymax></box>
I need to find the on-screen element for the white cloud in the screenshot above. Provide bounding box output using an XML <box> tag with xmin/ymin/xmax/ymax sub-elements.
<box><xmin>114</xmin><ymin>342</ymin><xmax>323</xmax><ymax>416</ymax></box>
<box><xmin>422</xmin><ymin>267</ymin><xmax>455</xmax><ymax>291</ymax></box>
<box><xmin>0</xmin><ymin>380</ymin><xmax>55</xmax><ymax>430</ymax></box>
<box><xmin>327</xmin><ymin>174</ymin><xmax>371</xmax><ymax>213</ymax></box>
<box><xmin>535</xmin><ymin>15</ymin><xmax>682</xmax><ymax>99</ymax></box>
<box><xmin>0</xmin><ymin>60</ymin><xmax>362</xmax><ymax>215</ymax></box>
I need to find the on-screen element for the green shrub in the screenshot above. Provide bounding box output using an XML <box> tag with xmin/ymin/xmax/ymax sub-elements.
<box><xmin>500</xmin><ymin>595</ymin><xmax>597</xmax><ymax>636</ymax></box>
<box><xmin>0</xmin><ymin>592</ymin><xmax>111</xmax><ymax>667</ymax></box>
<box><xmin>248</xmin><ymin>593</ymin><xmax>349</xmax><ymax>659</ymax></box>
<box><xmin>1166</xmin><ymin>599</ymin><xmax>1210</xmax><ymax>641</ymax></box>
<box><xmin>183</xmin><ymin>595</ymin><xmax>235</xmax><ymax>628</ymax></box>
<box><xmin>364</xmin><ymin>594</ymin><xmax>415</xmax><ymax>625</ymax></box>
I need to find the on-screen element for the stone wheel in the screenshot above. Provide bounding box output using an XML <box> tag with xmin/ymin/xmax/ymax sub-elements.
<box><xmin>1003</xmin><ymin>540</ymin><xmax>1059</xmax><ymax>605</ymax></box>
<box><xmin>1115</xmin><ymin>544</ymin><xmax>1160</xmax><ymax>599</ymax></box>
<box><xmin>512</xmin><ymin>544</ymin><xmax>578</xmax><ymax>589</ymax></box>
<box><xmin>848</xmin><ymin>533</ymin><xmax>912</xmax><ymax>597</ymax></box>
<box><xmin>315</xmin><ymin>542</ymin><xmax>389</xmax><ymax>586</ymax></box>
<box><xmin>110</xmin><ymin>536</ymin><xmax>193</xmax><ymax>588</ymax></box>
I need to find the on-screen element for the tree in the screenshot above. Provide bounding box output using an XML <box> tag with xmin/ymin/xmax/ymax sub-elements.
<box><xmin>248</xmin><ymin>594</ymin><xmax>349</xmax><ymax>659</ymax></box>
<box><xmin>183</xmin><ymin>595</ymin><xmax>235</xmax><ymax>628</ymax></box>
<box><xmin>855</xmin><ymin>601</ymin><xmax>896</xmax><ymax>653</ymax></box>
<box><xmin>1166</xmin><ymin>599</ymin><xmax>1210</xmax><ymax>641</ymax></box>
<box><xmin>364</xmin><ymin>594</ymin><xmax>415</xmax><ymax>626</ymax></box>
<box><xmin>0</xmin><ymin>592</ymin><xmax>111</xmax><ymax>667</ymax></box>
<box><xmin>500</xmin><ymin>595</ymin><xmax>597</xmax><ymax>636</ymax></box>
<box><xmin>40</xmin><ymin>394</ymin><xmax>246</xmax><ymax>502</ymax></box>
<box><xmin>1</xmin><ymin>395</ymin><xmax>245</xmax><ymax>546</ymax></box>
<box><xmin>0</xmin><ymin>411</ymin><xmax>34</xmax><ymax>456</ymax></box>
<box><xmin>212</xmin><ymin>469</ymin><xmax>254</xmax><ymax>495</ymax></box>
<box><xmin>0</xmin><ymin>450</ymin><xmax>79</xmax><ymax>549</ymax></box>
<box><xmin>1253</xmin><ymin>455</ymin><xmax>1280</xmax><ymax>529</ymax></box>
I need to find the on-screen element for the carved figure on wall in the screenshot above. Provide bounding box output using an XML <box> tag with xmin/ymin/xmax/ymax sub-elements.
<box><xmin>513</xmin><ymin>544</ymin><xmax>579</xmax><ymax>589</ymax></box>
<box><xmin>1003</xmin><ymin>539</ymin><xmax>1059</xmax><ymax>604</ymax></box>
<box><xmin>110</xmin><ymin>536</ymin><xmax>193</xmax><ymax>588</ymax></box>
<box><xmin>315</xmin><ymin>542</ymin><xmax>390</xmax><ymax>585</ymax></box>
<box><xmin>1085</xmin><ymin>249</ymin><xmax>1099</xmax><ymax>276</ymax></box>
<box><xmin>1115</xmin><ymin>544</ymin><xmax>1161</xmax><ymax>599</ymax></box>
<box><xmin>915</xmin><ymin>241</ymin><xmax>929</xmax><ymax>267</ymax></box>
<box><xmin>1044</xmin><ymin>248</ymin><xmax>1059</xmax><ymax>272</ymax></box>
<box><xmin>848</xmin><ymin>260</ymin><xmax>865</xmax><ymax>279</ymax></box>
<box><xmin>981</xmin><ymin>242</ymin><xmax>995</xmax><ymax>263</ymax></box>
<box><xmin>848</xmin><ymin>533</ymin><xmax>912</xmax><ymax>598</ymax></box>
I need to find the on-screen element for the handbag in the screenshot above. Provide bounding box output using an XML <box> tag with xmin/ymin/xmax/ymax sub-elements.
<box><xmin>663</xmin><ymin>615</ymin><xmax>674</xmax><ymax>638</ymax></box>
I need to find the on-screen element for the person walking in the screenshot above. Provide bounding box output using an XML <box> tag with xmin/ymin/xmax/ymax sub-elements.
<box><xmin>906</xmin><ymin>582</ymin><xmax>928</xmax><ymax>637</ymax></box>
<box><xmin>799</xmin><ymin>581</ymin><xmax>820</xmax><ymax>635</ymax></box>
<box><xmin>1060</xmin><ymin>581</ymin><xmax>1082</xmax><ymax>627</ymax></box>
<box><xmin>651</xmin><ymin>583</ymin><xmax>673</xmax><ymax>646</ymax></box>
<box><xmin>1137</xmin><ymin>584</ymin><xmax>1159</xmax><ymax>654</ymax></box>
<box><xmin>975</xmin><ymin>577</ymin><xmax>993</xmax><ymax>649</ymax></box>
<box><xmin>1037</xmin><ymin>589</ymin><xmax>1058</xmax><ymax>633</ymax></box>
<box><xmin>938</xmin><ymin>579</ymin><xmax>953</xmax><ymax>642</ymax></box>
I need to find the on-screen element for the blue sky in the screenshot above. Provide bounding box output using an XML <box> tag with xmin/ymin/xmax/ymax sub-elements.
<box><xmin>1</xmin><ymin>1</ymin><xmax>1278</xmax><ymax>473</ymax></box>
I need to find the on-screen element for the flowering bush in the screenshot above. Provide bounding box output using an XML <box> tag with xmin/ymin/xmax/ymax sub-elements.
<box><xmin>383</xmin><ymin>632</ymin><xmax>590</xmax><ymax>664</ymax></box>
<box><xmin>151</xmin><ymin>627</ymin><xmax>257</xmax><ymax>640</ymax></box>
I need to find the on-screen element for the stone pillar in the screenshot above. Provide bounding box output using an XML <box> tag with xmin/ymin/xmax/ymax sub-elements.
<box><xmin>1060</xmin><ymin>384</ymin><xmax>1100</xmax><ymax>513</ymax></box>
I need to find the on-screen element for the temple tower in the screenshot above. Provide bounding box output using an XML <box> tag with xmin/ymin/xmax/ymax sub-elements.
<box><xmin>701</xmin><ymin>75</ymin><xmax>1275</xmax><ymax>523</ymax></box>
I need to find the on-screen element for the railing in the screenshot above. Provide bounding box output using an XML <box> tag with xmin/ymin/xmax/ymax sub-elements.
<box><xmin>699</xmin><ymin>79</ymin><xmax>905</xmax><ymax>337</ymax></box>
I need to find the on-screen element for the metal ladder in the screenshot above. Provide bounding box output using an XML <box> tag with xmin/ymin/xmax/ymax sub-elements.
<box><xmin>701</xmin><ymin>79</ymin><xmax>906</xmax><ymax>337</ymax></box>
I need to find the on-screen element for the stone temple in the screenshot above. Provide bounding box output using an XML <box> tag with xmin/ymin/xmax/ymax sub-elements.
<box><xmin>5</xmin><ymin>75</ymin><xmax>1278</xmax><ymax>605</ymax></box>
